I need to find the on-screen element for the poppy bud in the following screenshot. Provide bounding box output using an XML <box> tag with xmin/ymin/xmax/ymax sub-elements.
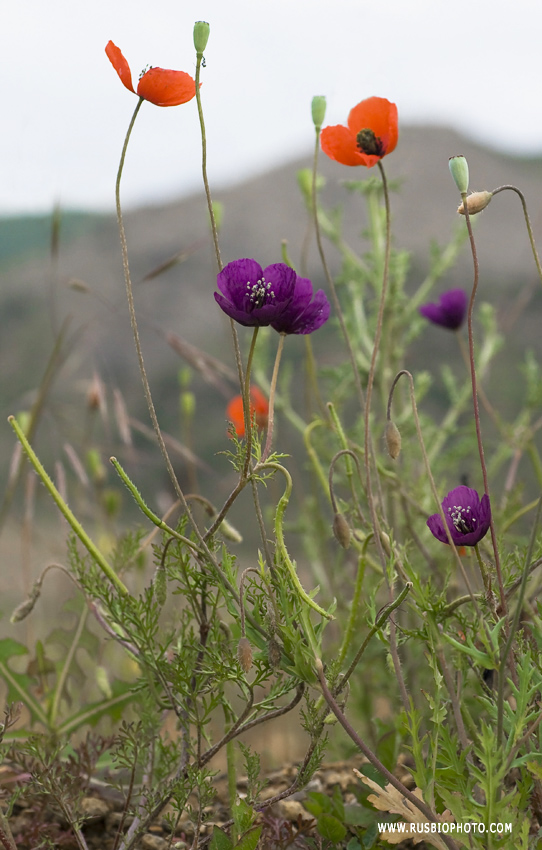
<box><xmin>153</xmin><ymin>565</ymin><xmax>167</xmax><ymax>607</ymax></box>
<box><xmin>449</xmin><ymin>155</ymin><xmax>469</xmax><ymax>194</ymax></box>
<box><xmin>385</xmin><ymin>420</ymin><xmax>402</xmax><ymax>460</ymax></box>
<box><xmin>193</xmin><ymin>21</ymin><xmax>210</xmax><ymax>54</ymax></box>
<box><xmin>457</xmin><ymin>191</ymin><xmax>493</xmax><ymax>216</ymax></box>
<box><xmin>268</xmin><ymin>638</ymin><xmax>281</xmax><ymax>668</ymax></box>
<box><xmin>311</xmin><ymin>96</ymin><xmax>327</xmax><ymax>130</ymax></box>
<box><xmin>217</xmin><ymin>517</ymin><xmax>243</xmax><ymax>544</ymax></box>
<box><xmin>333</xmin><ymin>512</ymin><xmax>351</xmax><ymax>549</ymax></box>
<box><xmin>237</xmin><ymin>637</ymin><xmax>253</xmax><ymax>673</ymax></box>
<box><xmin>180</xmin><ymin>390</ymin><xmax>196</xmax><ymax>420</ymax></box>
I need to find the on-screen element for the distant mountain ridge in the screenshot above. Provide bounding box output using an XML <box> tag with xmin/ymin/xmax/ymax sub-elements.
<box><xmin>2</xmin><ymin>124</ymin><xmax>542</xmax><ymax>506</ymax></box>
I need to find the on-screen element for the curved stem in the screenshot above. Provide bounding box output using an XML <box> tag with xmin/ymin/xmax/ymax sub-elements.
<box><xmin>257</xmin><ymin>461</ymin><xmax>333</xmax><ymax>620</ymax></box>
<box><xmin>491</xmin><ymin>185</ymin><xmax>542</xmax><ymax>286</ymax></box>
<box><xmin>460</xmin><ymin>192</ymin><xmax>506</xmax><ymax>614</ymax></box>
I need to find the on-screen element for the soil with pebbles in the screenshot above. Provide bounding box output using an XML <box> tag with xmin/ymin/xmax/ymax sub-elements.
<box><xmin>2</xmin><ymin>756</ymin><xmax>389</xmax><ymax>849</ymax></box>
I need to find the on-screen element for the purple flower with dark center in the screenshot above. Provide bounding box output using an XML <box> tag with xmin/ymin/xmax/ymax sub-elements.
<box><xmin>427</xmin><ymin>485</ymin><xmax>491</xmax><ymax>547</ymax></box>
<box><xmin>214</xmin><ymin>259</ymin><xmax>296</xmax><ymax>327</ymax></box>
<box><xmin>270</xmin><ymin>274</ymin><xmax>330</xmax><ymax>335</ymax></box>
<box><xmin>419</xmin><ymin>288</ymin><xmax>468</xmax><ymax>330</ymax></box>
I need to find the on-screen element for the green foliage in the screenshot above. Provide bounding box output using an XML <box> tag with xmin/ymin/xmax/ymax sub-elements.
<box><xmin>4</xmin><ymin>90</ymin><xmax>542</xmax><ymax>850</ymax></box>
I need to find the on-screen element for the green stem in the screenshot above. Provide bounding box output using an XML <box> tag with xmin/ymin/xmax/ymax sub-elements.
<box><xmin>110</xmin><ymin>457</ymin><xmax>204</xmax><ymax>555</ymax></box>
<box><xmin>241</xmin><ymin>327</ymin><xmax>260</xmax><ymax>476</ymax></box>
<box><xmin>460</xmin><ymin>190</ymin><xmax>506</xmax><ymax>614</ymax></box>
<box><xmin>49</xmin><ymin>603</ymin><xmax>88</xmax><ymax>728</ymax></box>
<box><xmin>262</xmin><ymin>333</ymin><xmax>286</xmax><ymax>462</ymax></box>
<box><xmin>257</xmin><ymin>461</ymin><xmax>333</xmax><ymax>620</ymax></box>
<box><xmin>8</xmin><ymin>416</ymin><xmax>129</xmax><ymax>597</ymax></box>
<box><xmin>337</xmin><ymin>582</ymin><xmax>412</xmax><ymax>695</ymax></box>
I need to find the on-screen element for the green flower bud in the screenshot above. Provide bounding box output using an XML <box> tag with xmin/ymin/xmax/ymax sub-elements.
<box><xmin>180</xmin><ymin>390</ymin><xmax>196</xmax><ymax>420</ymax></box>
<box><xmin>193</xmin><ymin>21</ymin><xmax>210</xmax><ymax>54</ymax></box>
<box><xmin>311</xmin><ymin>95</ymin><xmax>327</xmax><ymax>130</ymax></box>
<box><xmin>153</xmin><ymin>565</ymin><xmax>167</xmax><ymax>607</ymax></box>
<box><xmin>86</xmin><ymin>448</ymin><xmax>106</xmax><ymax>485</ymax></box>
<box><xmin>449</xmin><ymin>155</ymin><xmax>469</xmax><ymax>194</ymax></box>
<box><xmin>101</xmin><ymin>488</ymin><xmax>122</xmax><ymax>519</ymax></box>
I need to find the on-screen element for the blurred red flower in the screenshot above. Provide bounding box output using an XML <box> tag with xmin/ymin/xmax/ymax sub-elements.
<box><xmin>227</xmin><ymin>387</ymin><xmax>269</xmax><ymax>437</ymax></box>
<box><xmin>106</xmin><ymin>41</ymin><xmax>197</xmax><ymax>107</ymax></box>
<box><xmin>320</xmin><ymin>97</ymin><xmax>398</xmax><ymax>167</ymax></box>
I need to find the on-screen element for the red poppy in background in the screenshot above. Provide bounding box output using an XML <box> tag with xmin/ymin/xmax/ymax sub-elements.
<box><xmin>227</xmin><ymin>387</ymin><xmax>269</xmax><ymax>437</ymax></box>
<box><xmin>320</xmin><ymin>97</ymin><xmax>398</xmax><ymax>167</ymax></box>
<box><xmin>105</xmin><ymin>41</ymin><xmax>197</xmax><ymax>107</ymax></box>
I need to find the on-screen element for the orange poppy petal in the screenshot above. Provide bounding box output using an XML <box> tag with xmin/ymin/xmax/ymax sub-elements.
<box><xmin>347</xmin><ymin>97</ymin><xmax>398</xmax><ymax>157</ymax></box>
<box><xmin>320</xmin><ymin>125</ymin><xmax>366</xmax><ymax>166</ymax></box>
<box><xmin>137</xmin><ymin>68</ymin><xmax>196</xmax><ymax>107</ymax></box>
<box><xmin>226</xmin><ymin>395</ymin><xmax>246</xmax><ymax>437</ymax></box>
<box><xmin>250</xmin><ymin>386</ymin><xmax>269</xmax><ymax>415</ymax></box>
<box><xmin>105</xmin><ymin>41</ymin><xmax>135</xmax><ymax>94</ymax></box>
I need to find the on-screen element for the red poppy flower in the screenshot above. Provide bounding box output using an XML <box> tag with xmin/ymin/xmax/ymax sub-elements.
<box><xmin>105</xmin><ymin>41</ymin><xmax>197</xmax><ymax>107</ymax></box>
<box><xmin>320</xmin><ymin>97</ymin><xmax>398</xmax><ymax>167</ymax></box>
<box><xmin>227</xmin><ymin>387</ymin><xmax>269</xmax><ymax>437</ymax></box>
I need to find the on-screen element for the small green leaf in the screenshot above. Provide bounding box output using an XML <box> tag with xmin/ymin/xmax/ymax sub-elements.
<box><xmin>317</xmin><ymin>813</ymin><xmax>347</xmax><ymax>842</ymax></box>
<box><xmin>235</xmin><ymin>826</ymin><xmax>262</xmax><ymax>850</ymax></box>
<box><xmin>209</xmin><ymin>827</ymin><xmax>233</xmax><ymax>850</ymax></box>
<box><xmin>232</xmin><ymin>799</ymin><xmax>255</xmax><ymax>835</ymax></box>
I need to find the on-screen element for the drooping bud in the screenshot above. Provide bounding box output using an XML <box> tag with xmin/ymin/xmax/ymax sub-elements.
<box><xmin>333</xmin><ymin>512</ymin><xmax>351</xmax><ymax>549</ymax></box>
<box><xmin>268</xmin><ymin>638</ymin><xmax>281</xmax><ymax>669</ymax></box>
<box><xmin>237</xmin><ymin>637</ymin><xmax>253</xmax><ymax>673</ymax></box>
<box><xmin>193</xmin><ymin>21</ymin><xmax>210</xmax><ymax>54</ymax></box>
<box><xmin>457</xmin><ymin>191</ymin><xmax>493</xmax><ymax>216</ymax></box>
<box><xmin>153</xmin><ymin>564</ymin><xmax>167</xmax><ymax>607</ymax></box>
<box><xmin>311</xmin><ymin>96</ymin><xmax>327</xmax><ymax>130</ymax></box>
<box><xmin>10</xmin><ymin>579</ymin><xmax>42</xmax><ymax>623</ymax></box>
<box><xmin>449</xmin><ymin>155</ymin><xmax>469</xmax><ymax>194</ymax></box>
<box><xmin>385</xmin><ymin>420</ymin><xmax>402</xmax><ymax>460</ymax></box>
<box><xmin>216</xmin><ymin>517</ymin><xmax>243</xmax><ymax>544</ymax></box>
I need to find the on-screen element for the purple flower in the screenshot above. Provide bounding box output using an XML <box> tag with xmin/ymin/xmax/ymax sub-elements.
<box><xmin>419</xmin><ymin>288</ymin><xmax>468</xmax><ymax>330</ymax></box>
<box><xmin>215</xmin><ymin>259</ymin><xmax>297</xmax><ymax>327</ymax></box>
<box><xmin>427</xmin><ymin>485</ymin><xmax>491</xmax><ymax>548</ymax></box>
<box><xmin>214</xmin><ymin>259</ymin><xmax>330</xmax><ymax>335</ymax></box>
<box><xmin>271</xmin><ymin>275</ymin><xmax>330</xmax><ymax>335</ymax></box>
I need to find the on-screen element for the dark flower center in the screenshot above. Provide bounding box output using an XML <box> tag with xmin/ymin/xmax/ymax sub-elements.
<box><xmin>448</xmin><ymin>504</ymin><xmax>477</xmax><ymax>535</ymax></box>
<box><xmin>356</xmin><ymin>128</ymin><xmax>384</xmax><ymax>157</ymax></box>
<box><xmin>245</xmin><ymin>277</ymin><xmax>275</xmax><ymax>310</ymax></box>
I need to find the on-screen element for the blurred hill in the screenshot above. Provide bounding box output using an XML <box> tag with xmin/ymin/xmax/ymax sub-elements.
<box><xmin>2</xmin><ymin>124</ymin><xmax>542</xmax><ymax>560</ymax></box>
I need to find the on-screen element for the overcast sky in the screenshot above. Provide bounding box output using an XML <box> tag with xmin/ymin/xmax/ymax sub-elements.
<box><xmin>3</xmin><ymin>0</ymin><xmax>541</xmax><ymax>215</ymax></box>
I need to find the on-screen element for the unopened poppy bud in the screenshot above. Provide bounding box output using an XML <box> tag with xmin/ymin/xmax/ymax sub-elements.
<box><xmin>457</xmin><ymin>191</ymin><xmax>493</xmax><ymax>216</ymax></box>
<box><xmin>10</xmin><ymin>580</ymin><xmax>42</xmax><ymax>623</ymax></box>
<box><xmin>153</xmin><ymin>565</ymin><xmax>167</xmax><ymax>607</ymax></box>
<box><xmin>333</xmin><ymin>512</ymin><xmax>351</xmax><ymax>549</ymax></box>
<box><xmin>180</xmin><ymin>390</ymin><xmax>196</xmax><ymax>420</ymax></box>
<box><xmin>311</xmin><ymin>96</ymin><xmax>327</xmax><ymax>130</ymax></box>
<box><xmin>237</xmin><ymin>637</ymin><xmax>253</xmax><ymax>673</ymax></box>
<box><xmin>268</xmin><ymin>638</ymin><xmax>281</xmax><ymax>669</ymax></box>
<box><xmin>449</xmin><ymin>155</ymin><xmax>469</xmax><ymax>194</ymax></box>
<box><xmin>217</xmin><ymin>517</ymin><xmax>243</xmax><ymax>544</ymax></box>
<box><xmin>385</xmin><ymin>420</ymin><xmax>402</xmax><ymax>460</ymax></box>
<box><xmin>193</xmin><ymin>21</ymin><xmax>210</xmax><ymax>54</ymax></box>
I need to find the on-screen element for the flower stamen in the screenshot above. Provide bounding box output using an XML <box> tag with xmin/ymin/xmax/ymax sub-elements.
<box><xmin>246</xmin><ymin>277</ymin><xmax>275</xmax><ymax>309</ymax></box>
<box><xmin>356</xmin><ymin>128</ymin><xmax>384</xmax><ymax>157</ymax></box>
